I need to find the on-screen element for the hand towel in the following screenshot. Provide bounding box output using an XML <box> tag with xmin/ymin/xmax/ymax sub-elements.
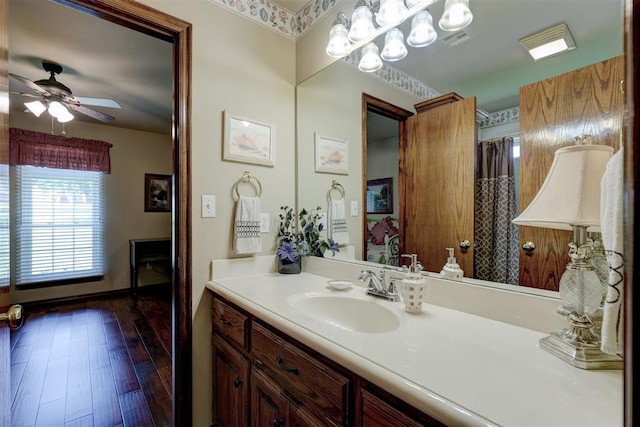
<box><xmin>233</xmin><ymin>196</ymin><xmax>262</xmax><ymax>254</ymax></box>
<box><xmin>600</xmin><ymin>148</ymin><xmax>624</xmax><ymax>355</ymax></box>
<box><xmin>329</xmin><ymin>198</ymin><xmax>349</xmax><ymax>245</ymax></box>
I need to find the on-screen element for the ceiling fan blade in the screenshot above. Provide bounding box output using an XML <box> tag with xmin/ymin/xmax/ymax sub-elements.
<box><xmin>9</xmin><ymin>90</ymin><xmax>41</xmax><ymax>99</ymax></box>
<box><xmin>75</xmin><ymin>96</ymin><xmax>121</xmax><ymax>109</ymax></box>
<box><xmin>9</xmin><ymin>73</ymin><xmax>50</xmax><ymax>95</ymax></box>
<box><xmin>67</xmin><ymin>103</ymin><xmax>115</xmax><ymax>122</ymax></box>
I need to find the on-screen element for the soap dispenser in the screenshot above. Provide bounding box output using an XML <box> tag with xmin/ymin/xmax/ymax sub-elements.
<box><xmin>440</xmin><ymin>247</ymin><xmax>464</xmax><ymax>280</ymax></box>
<box><xmin>400</xmin><ymin>254</ymin><xmax>427</xmax><ymax>313</ymax></box>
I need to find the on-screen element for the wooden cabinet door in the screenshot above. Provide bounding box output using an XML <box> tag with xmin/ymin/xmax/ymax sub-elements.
<box><xmin>251</xmin><ymin>368</ymin><xmax>288</xmax><ymax>427</ymax></box>
<box><xmin>405</xmin><ymin>97</ymin><xmax>477</xmax><ymax>275</ymax></box>
<box><xmin>289</xmin><ymin>403</ymin><xmax>331</xmax><ymax>427</ymax></box>
<box><xmin>518</xmin><ymin>55</ymin><xmax>624</xmax><ymax>290</ymax></box>
<box><xmin>212</xmin><ymin>336</ymin><xmax>250</xmax><ymax>427</ymax></box>
<box><xmin>361</xmin><ymin>390</ymin><xmax>424</xmax><ymax>427</ymax></box>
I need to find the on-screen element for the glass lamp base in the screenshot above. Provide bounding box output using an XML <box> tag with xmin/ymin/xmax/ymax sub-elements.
<box><xmin>539</xmin><ymin>332</ymin><xmax>623</xmax><ymax>370</ymax></box>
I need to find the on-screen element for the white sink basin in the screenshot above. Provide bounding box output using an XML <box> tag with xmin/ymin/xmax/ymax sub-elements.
<box><xmin>287</xmin><ymin>292</ymin><xmax>402</xmax><ymax>334</ymax></box>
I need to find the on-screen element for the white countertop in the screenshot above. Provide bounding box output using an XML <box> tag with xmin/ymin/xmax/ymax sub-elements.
<box><xmin>206</xmin><ymin>272</ymin><xmax>622</xmax><ymax>427</ymax></box>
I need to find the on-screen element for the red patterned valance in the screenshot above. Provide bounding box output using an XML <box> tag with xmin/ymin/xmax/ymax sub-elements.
<box><xmin>9</xmin><ymin>128</ymin><xmax>112</xmax><ymax>173</ymax></box>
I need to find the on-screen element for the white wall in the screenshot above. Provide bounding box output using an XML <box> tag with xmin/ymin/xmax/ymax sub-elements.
<box><xmin>133</xmin><ymin>2</ymin><xmax>296</xmax><ymax>425</ymax></box>
<box><xmin>9</xmin><ymin>112</ymin><xmax>172</xmax><ymax>303</ymax></box>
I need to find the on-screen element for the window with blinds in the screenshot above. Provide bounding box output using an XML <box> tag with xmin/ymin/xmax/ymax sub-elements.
<box><xmin>14</xmin><ymin>166</ymin><xmax>104</xmax><ymax>286</ymax></box>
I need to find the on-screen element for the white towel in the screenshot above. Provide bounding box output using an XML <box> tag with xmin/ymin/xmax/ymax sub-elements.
<box><xmin>600</xmin><ymin>148</ymin><xmax>624</xmax><ymax>355</ymax></box>
<box><xmin>233</xmin><ymin>196</ymin><xmax>262</xmax><ymax>254</ymax></box>
<box><xmin>329</xmin><ymin>198</ymin><xmax>349</xmax><ymax>245</ymax></box>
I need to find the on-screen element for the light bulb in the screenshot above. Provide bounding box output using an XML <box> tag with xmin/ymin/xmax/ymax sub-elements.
<box><xmin>376</xmin><ymin>0</ymin><xmax>408</xmax><ymax>26</ymax></box>
<box><xmin>348</xmin><ymin>5</ymin><xmax>375</xmax><ymax>42</ymax></box>
<box><xmin>326</xmin><ymin>23</ymin><xmax>350</xmax><ymax>58</ymax></box>
<box><xmin>407</xmin><ymin>10</ymin><xmax>437</xmax><ymax>47</ymax></box>
<box><xmin>381</xmin><ymin>28</ymin><xmax>408</xmax><ymax>62</ymax></box>
<box><xmin>439</xmin><ymin>0</ymin><xmax>473</xmax><ymax>32</ymax></box>
<box><xmin>358</xmin><ymin>42</ymin><xmax>383</xmax><ymax>72</ymax></box>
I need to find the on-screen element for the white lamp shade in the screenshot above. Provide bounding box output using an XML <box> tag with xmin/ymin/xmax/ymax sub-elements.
<box><xmin>438</xmin><ymin>0</ymin><xmax>473</xmax><ymax>32</ymax></box>
<box><xmin>326</xmin><ymin>23</ymin><xmax>350</xmax><ymax>57</ymax></box>
<box><xmin>24</xmin><ymin>100</ymin><xmax>47</xmax><ymax>117</ymax></box>
<box><xmin>376</xmin><ymin>0</ymin><xmax>408</xmax><ymax>26</ymax></box>
<box><xmin>348</xmin><ymin>5</ymin><xmax>375</xmax><ymax>42</ymax></box>
<box><xmin>512</xmin><ymin>144</ymin><xmax>614</xmax><ymax>231</ymax></box>
<box><xmin>381</xmin><ymin>28</ymin><xmax>408</xmax><ymax>61</ymax></box>
<box><xmin>407</xmin><ymin>10</ymin><xmax>438</xmax><ymax>47</ymax></box>
<box><xmin>358</xmin><ymin>42</ymin><xmax>383</xmax><ymax>72</ymax></box>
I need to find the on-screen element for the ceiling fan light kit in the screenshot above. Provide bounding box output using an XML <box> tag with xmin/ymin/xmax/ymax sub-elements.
<box><xmin>326</xmin><ymin>0</ymin><xmax>473</xmax><ymax>72</ymax></box>
<box><xmin>10</xmin><ymin>61</ymin><xmax>120</xmax><ymax>125</ymax></box>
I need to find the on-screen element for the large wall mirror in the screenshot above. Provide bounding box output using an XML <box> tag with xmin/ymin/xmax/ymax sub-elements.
<box><xmin>296</xmin><ymin>0</ymin><xmax>623</xmax><ymax>291</ymax></box>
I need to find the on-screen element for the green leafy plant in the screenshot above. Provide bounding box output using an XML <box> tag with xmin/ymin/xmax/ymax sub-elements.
<box><xmin>277</xmin><ymin>205</ymin><xmax>339</xmax><ymax>261</ymax></box>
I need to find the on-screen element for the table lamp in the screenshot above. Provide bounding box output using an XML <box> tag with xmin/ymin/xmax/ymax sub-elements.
<box><xmin>512</xmin><ymin>139</ymin><xmax>622</xmax><ymax>369</ymax></box>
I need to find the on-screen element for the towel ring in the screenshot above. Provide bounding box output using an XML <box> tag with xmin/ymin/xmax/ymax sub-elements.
<box><xmin>234</xmin><ymin>171</ymin><xmax>262</xmax><ymax>199</ymax></box>
<box><xmin>327</xmin><ymin>180</ymin><xmax>345</xmax><ymax>202</ymax></box>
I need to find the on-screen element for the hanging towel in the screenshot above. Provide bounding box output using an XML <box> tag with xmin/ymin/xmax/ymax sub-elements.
<box><xmin>600</xmin><ymin>148</ymin><xmax>624</xmax><ymax>355</ymax></box>
<box><xmin>233</xmin><ymin>196</ymin><xmax>262</xmax><ymax>254</ymax></box>
<box><xmin>329</xmin><ymin>198</ymin><xmax>349</xmax><ymax>245</ymax></box>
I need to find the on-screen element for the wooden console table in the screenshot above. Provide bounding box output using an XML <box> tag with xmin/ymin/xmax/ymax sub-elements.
<box><xmin>129</xmin><ymin>238</ymin><xmax>171</xmax><ymax>294</ymax></box>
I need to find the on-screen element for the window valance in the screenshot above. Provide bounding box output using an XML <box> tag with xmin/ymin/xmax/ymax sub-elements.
<box><xmin>9</xmin><ymin>128</ymin><xmax>112</xmax><ymax>173</ymax></box>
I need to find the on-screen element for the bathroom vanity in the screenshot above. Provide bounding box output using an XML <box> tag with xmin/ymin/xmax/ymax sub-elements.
<box><xmin>206</xmin><ymin>257</ymin><xmax>622</xmax><ymax>426</ymax></box>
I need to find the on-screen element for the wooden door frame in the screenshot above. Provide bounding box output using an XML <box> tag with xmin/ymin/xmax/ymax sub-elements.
<box><xmin>2</xmin><ymin>0</ymin><xmax>193</xmax><ymax>425</ymax></box>
<box><xmin>361</xmin><ymin>94</ymin><xmax>413</xmax><ymax>262</ymax></box>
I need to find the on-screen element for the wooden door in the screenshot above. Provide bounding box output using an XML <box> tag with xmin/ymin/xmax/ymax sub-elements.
<box><xmin>1</xmin><ymin>0</ymin><xmax>10</xmax><ymax>425</ymax></box>
<box><xmin>518</xmin><ymin>55</ymin><xmax>624</xmax><ymax>291</ymax></box>
<box><xmin>212</xmin><ymin>336</ymin><xmax>249</xmax><ymax>427</ymax></box>
<box><xmin>251</xmin><ymin>368</ymin><xmax>288</xmax><ymax>427</ymax></box>
<box><xmin>405</xmin><ymin>97</ymin><xmax>477</xmax><ymax>276</ymax></box>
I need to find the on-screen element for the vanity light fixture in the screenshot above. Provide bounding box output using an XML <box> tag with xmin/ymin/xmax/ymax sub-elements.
<box><xmin>512</xmin><ymin>140</ymin><xmax>622</xmax><ymax>369</ymax></box>
<box><xmin>520</xmin><ymin>23</ymin><xmax>576</xmax><ymax>61</ymax></box>
<box><xmin>326</xmin><ymin>0</ymin><xmax>473</xmax><ymax>72</ymax></box>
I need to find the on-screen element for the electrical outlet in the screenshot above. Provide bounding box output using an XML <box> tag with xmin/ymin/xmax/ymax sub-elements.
<box><xmin>260</xmin><ymin>213</ymin><xmax>270</xmax><ymax>233</ymax></box>
<box><xmin>202</xmin><ymin>195</ymin><xmax>216</xmax><ymax>218</ymax></box>
<box><xmin>317</xmin><ymin>212</ymin><xmax>326</xmax><ymax>229</ymax></box>
<box><xmin>350</xmin><ymin>200</ymin><xmax>359</xmax><ymax>216</ymax></box>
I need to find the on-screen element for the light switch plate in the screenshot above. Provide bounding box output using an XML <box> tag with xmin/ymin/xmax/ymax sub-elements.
<box><xmin>260</xmin><ymin>213</ymin><xmax>270</xmax><ymax>233</ymax></box>
<box><xmin>202</xmin><ymin>195</ymin><xmax>216</xmax><ymax>218</ymax></box>
<box><xmin>350</xmin><ymin>200</ymin><xmax>359</xmax><ymax>216</ymax></box>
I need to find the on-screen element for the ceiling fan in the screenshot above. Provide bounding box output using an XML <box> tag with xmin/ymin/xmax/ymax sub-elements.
<box><xmin>9</xmin><ymin>61</ymin><xmax>121</xmax><ymax>123</ymax></box>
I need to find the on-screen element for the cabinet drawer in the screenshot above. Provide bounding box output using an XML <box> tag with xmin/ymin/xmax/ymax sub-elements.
<box><xmin>211</xmin><ymin>297</ymin><xmax>248</xmax><ymax>349</ymax></box>
<box><xmin>251</xmin><ymin>322</ymin><xmax>349</xmax><ymax>425</ymax></box>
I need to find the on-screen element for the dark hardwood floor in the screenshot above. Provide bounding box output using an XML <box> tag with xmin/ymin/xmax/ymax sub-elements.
<box><xmin>9</xmin><ymin>286</ymin><xmax>172</xmax><ymax>427</ymax></box>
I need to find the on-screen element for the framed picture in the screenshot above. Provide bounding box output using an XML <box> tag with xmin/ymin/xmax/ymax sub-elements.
<box><xmin>223</xmin><ymin>110</ymin><xmax>276</xmax><ymax>167</ymax></box>
<box><xmin>314</xmin><ymin>133</ymin><xmax>349</xmax><ymax>175</ymax></box>
<box><xmin>145</xmin><ymin>173</ymin><xmax>172</xmax><ymax>212</ymax></box>
<box><xmin>366</xmin><ymin>178</ymin><xmax>393</xmax><ymax>214</ymax></box>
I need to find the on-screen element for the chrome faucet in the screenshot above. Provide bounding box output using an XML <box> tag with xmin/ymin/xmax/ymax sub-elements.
<box><xmin>358</xmin><ymin>269</ymin><xmax>399</xmax><ymax>302</ymax></box>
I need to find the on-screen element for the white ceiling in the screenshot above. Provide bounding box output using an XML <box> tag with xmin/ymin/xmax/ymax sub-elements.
<box><xmin>8</xmin><ymin>0</ymin><xmax>623</xmax><ymax>135</ymax></box>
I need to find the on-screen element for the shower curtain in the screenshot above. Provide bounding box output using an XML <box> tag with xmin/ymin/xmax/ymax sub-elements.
<box><xmin>475</xmin><ymin>136</ymin><xmax>519</xmax><ymax>285</ymax></box>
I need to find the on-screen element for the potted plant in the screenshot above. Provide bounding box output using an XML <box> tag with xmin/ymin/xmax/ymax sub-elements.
<box><xmin>277</xmin><ymin>205</ymin><xmax>339</xmax><ymax>274</ymax></box>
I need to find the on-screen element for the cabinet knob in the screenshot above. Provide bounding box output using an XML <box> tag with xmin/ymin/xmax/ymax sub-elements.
<box><xmin>522</xmin><ymin>241</ymin><xmax>536</xmax><ymax>253</ymax></box>
<box><xmin>233</xmin><ymin>378</ymin><xmax>242</xmax><ymax>388</ymax></box>
<box><xmin>459</xmin><ymin>240</ymin><xmax>471</xmax><ymax>250</ymax></box>
<box><xmin>272</xmin><ymin>418</ymin><xmax>285</xmax><ymax>427</ymax></box>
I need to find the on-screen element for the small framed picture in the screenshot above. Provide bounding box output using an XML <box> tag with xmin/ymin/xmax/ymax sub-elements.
<box><xmin>314</xmin><ymin>133</ymin><xmax>349</xmax><ymax>175</ymax></box>
<box><xmin>366</xmin><ymin>178</ymin><xmax>393</xmax><ymax>214</ymax></box>
<box><xmin>145</xmin><ymin>173</ymin><xmax>171</xmax><ymax>212</ymax></box>
<box><xmin>223</xmin><ymin>110</ymin><xmax>276</xmax><ymax>167</ymax></box>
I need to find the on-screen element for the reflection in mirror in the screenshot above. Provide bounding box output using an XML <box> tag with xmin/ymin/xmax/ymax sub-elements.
<box><xmin>296</xmin><ymin>0</ymin><xmax>623</xmax><ymax>291</ymax></box>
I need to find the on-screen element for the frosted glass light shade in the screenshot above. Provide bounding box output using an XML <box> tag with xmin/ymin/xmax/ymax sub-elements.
<box><xmin>24</xmin><ymin>100</ymin><xmax>46</xmax><ymax>117</ymax></box>
<box><xmin>407</xmin><ymin>10</ymin><xmax>437</xmax><ymax>47</ymax></box>
<box><xmin>348</xmin><ymin>5</ymin><xmax>375</xmax><ymax>42</ymax></box>
<box><xmin>512</xmin><ymin>144</ymin><xmax>614</xmax><ymax>231</ymax></box>
<box><xmin>439</xmin><ymin>0</ymin><xmax>473</xmax><ymax>31</ymax></box>
<box><xmin>358</xmin><ymin>42</ymin><xmax>383</xmax><ymax>72</ymax></box>
<box><xmin>376</xmin><ymin>0</ymin><xmax>408</xmax><ymax>26</ymax></box>
<box><xmin>381</xmin><ymin>28</ymin><xmax>408</xmax><ymax>62</ymax></box>
<box><xmin>326</xmin><ymin>23</ymin><xmax>350</xmax><ymax>57</ymax></box>
<box><xmin>48</xmin><ymin>101</ymin><xmax>74</xmax><ymax>123</ymax></box>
